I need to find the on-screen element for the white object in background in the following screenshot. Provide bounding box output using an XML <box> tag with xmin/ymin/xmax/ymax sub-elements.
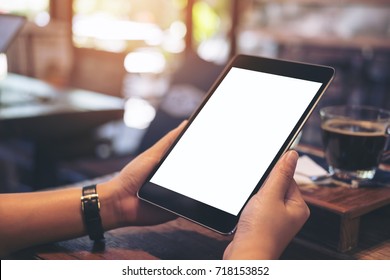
<box><xmin>0</xmin><ymin>53</ymin><xmax>7</xmax><ymax>81</ymax></box>
<box><xmin>294</xmin><ymin>155</ymin><xmax>329</xmax><ymax>185</ymax></box>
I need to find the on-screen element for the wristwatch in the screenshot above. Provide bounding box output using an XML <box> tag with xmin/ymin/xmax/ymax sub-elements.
<box><xmin>81</xmin><ymin>185</ymin><xmax>105</xmax><ymax>241</ymax></box>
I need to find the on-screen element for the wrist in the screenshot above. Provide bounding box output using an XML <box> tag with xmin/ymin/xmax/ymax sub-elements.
<box><xmin>224</xmin><ymin>234</ymin><xmax>282</xmax><ymax>260</ymax></box>
<box><xmin>96</xmin><ymin>181</ymin><xmax>123</xmax><ymax>231</ymax></box>
<box><xmin>225</xmin><ymin>247</ymin><xmax>278</xmax><ymax>260</ymax></box>
<box><xmin>224</xmin><ymin>243</ymin><xmax>277</xmax><ymax>260</ymax></box>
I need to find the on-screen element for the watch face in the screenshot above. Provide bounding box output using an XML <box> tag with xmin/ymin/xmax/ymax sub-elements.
<box><xmin>160</xmin><ymin>84</ymin><xmax>205</xmax><ymax>118</ymax></box>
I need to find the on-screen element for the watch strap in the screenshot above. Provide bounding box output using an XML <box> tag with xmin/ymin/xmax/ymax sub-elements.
<box><xmin>81</xmin><ymin>185</ymin><xmax>105</xmax><ymax>241</ymax></box>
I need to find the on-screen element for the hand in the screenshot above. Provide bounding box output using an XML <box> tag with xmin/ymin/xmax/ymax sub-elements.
<box><xmin>100</xmin><ymin>121</ymin><xmax>187</xmax><ymax>228</ymax></box>
<box><xmin>223</xmin><ymin>150</ymin><xmax>310</xmax><ymax>259</ymax></box>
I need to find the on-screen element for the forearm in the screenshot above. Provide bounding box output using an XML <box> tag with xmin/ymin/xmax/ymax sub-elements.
<box><xmin>0</xmin><ymin>123</ymin><xmax>184</xmax><ymax>258</ymax></box>
<box><xmin>0</xmin><ymin>181</ymin><xmax>120</xmax><ymax>257</ymax></box>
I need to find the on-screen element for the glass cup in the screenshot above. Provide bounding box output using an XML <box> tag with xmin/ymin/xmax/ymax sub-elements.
<box><xmin>320</xmin><ymin>105</ymin><xmax>390</xmax><ymax>182</ymax></box>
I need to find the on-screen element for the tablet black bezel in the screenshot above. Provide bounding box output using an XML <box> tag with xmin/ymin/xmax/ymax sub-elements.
<box><xmin>138</xmin><ymin>54</ymin><xmax>335</xmax><ymax>234</ymax></box>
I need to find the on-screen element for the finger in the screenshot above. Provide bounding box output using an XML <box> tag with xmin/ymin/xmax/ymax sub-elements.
<box><xmin>260</xmin><ymin>150</ymin><xmax>299</xmax><ymax>200</ymax></box>
<box><xmin>284</xmin><ymin>178</ymin><xmax>305</xmax><ymax>203</ymax></box>
<box><xmin>143</xmin><ymin>120</ymin><xmax>188</xmax><ymax>159</ymax></box>
<box><xmin>135</xmin><ymin>200</ymin><xmax>178</xmax><ymax>226</ymax></box>
<box><xmin>120</xmin><ymin>121</ymin><xmax>187</xmax><ymax>184</ymax></box>
<box><xmin>134</xmin><ymin>121</ymin><xmax>187</xmax><ymax>221</ymax></box>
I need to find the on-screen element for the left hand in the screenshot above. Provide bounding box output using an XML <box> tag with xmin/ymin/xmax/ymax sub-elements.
<box><xmin>105</xmin><ymin>121</ymin><xmax>187</xmax><ymax>227</ymax></box>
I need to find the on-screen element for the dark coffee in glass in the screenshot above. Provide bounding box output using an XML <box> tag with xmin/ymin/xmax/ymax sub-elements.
<box><xmin>320</xmin><ymin>106</ymin><xmax>390</xmax><ymax>181</ymax></box>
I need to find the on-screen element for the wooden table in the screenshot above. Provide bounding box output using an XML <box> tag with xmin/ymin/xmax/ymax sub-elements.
<box><xmin>6</xmin><ymin>147</ymin><xmax>390</xmax><ymax>260</ymax></box>
<box><xmin>0</xmin><ymin>73</ymin><xmax>124</xmax><ymax>140</ymax></box>
<box><xmin>296</xmin><ymin>145</ymin><xmax>390</xmax><ymax>254</ymax></box>
<box><xmin>0</xmin><ymin>74</ymin><xmax>124</xmax><ymax>188</ymax></box>
<box><xmin>8</xmin><ymin>208</ymin><xmax>390</xmax><ymax>260</ymax></box>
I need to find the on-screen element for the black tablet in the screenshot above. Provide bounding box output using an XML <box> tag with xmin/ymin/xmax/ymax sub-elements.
<box><xmin>138</xmin><ymin>54</ymin><xmax>334</xmax><ymax>234</ymax></box>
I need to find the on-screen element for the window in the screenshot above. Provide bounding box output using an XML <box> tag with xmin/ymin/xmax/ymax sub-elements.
<box><xmin>72</xmin><ymin>0</ymin><xmax>187</xmax><ymax>54</ymax></box>
<box><xmin>0</xmin><ymin>0</ymin><xmax>50</xmax><ymax>26</ymax></box>
<box><xmin>192</xmin><ymin>0</ymin><xmax>231</xmax><ymax>63</ymax></box>
<box><xmin>72</xmin><ymin>0</ymin><xmax>232</xmax><ymax>64</ymax></box>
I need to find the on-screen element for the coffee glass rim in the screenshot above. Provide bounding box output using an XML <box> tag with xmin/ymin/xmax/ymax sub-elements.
<box><xmin>320</xmin><ymin>105</ymin><xmax>390</xmax><ymax>122</ymax></box>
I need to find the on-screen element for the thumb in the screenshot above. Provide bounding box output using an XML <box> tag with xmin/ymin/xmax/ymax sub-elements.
<box><xmin>143</xmin><ymin>120</ymin><xmax>187</xmax><ymax>160</ymax></box>
<box><xmin>117</xmin><ymin>121</ymin><xmax>187</xmax><ymax>187</ymax></box>
<box><xmin>260</xmin><ymin>150</ymin><xmax>299</xmax><ymax>200</ymax></box>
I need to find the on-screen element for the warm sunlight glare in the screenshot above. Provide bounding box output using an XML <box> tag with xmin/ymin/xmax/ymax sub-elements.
<box><xmin>124</xmin><ymin>50</ymin><xmax>166</xmax><ymax>73</ymax></box>
<box><xmin>123</xmin><ymin>98</ymin><xmax>156</xmax><ymax>129</ymax></box>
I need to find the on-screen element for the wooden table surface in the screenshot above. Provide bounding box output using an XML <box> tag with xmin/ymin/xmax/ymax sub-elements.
<box><xmin>0</xmin><ymin>74</ymin><xmax>125</xmax><ymax>188</ymax></box>
<box><xmin>6</xmin><ymin>147</ymin><xmax>390</xmax><ymax>260</ymax></box>
<box><xmin>0</xmin><ymin>73</ymin><xmax>124</xmax><ymax>140</ymax></box>
<box><xmin>9</xmin><ymin>208</ymin><xmax>390</xmax><ymax>260</ymax></box>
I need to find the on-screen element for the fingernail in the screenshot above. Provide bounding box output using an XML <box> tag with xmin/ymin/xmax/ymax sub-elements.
<box><xmin>285</xmin><ymin>150</ymin><xmax>299</xmax><ymax>166</ymax></box>
<box><xmin>179</xmin><ymin>120</ymin><xmax>188</xmax><ymax>128</ymax></box>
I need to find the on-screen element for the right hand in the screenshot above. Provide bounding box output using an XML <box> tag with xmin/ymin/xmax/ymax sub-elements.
<box><xmin>223</xmin><ymin>150</ymin><xmax>310</xmax><ymax>259</ymax></box>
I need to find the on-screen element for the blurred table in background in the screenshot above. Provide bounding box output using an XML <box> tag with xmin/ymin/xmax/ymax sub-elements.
<box><xmin>0</xmin><ymin>73</ymin><xmax>124</xmax><ymax>190</ymax></box>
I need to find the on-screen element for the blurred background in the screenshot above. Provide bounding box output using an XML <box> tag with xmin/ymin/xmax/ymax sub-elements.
<box><xmin>0</xmin><ymin>0</ymin><xmax>389</xmax><ymax>192</ymax></box>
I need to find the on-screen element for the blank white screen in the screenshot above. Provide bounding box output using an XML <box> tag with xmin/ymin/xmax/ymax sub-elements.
<box><xmin>150</xmin><ymin>67</ymin><xmax>322</xmax><ymax>215</ymax></box>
